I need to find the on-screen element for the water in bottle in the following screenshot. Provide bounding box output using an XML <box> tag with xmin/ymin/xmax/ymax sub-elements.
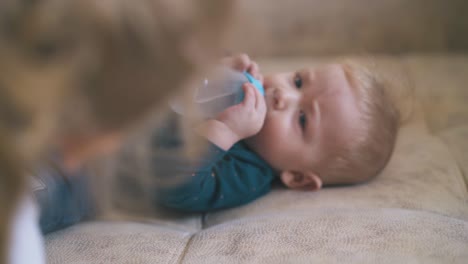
<box><xmin>170</xmin><ymin>66</ymin><xmax>264</xmax><ymax>119</ymax></box>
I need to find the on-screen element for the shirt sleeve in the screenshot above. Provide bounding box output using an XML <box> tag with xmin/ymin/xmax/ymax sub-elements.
<box><xmin>32</xmin><ymin>156</ymin><xmax>95</xmax><ymax>234</ymax></box>
<box><xmin>153</xmin><ymin>141</ymin><xmax>275</xmax><ymax>212</ymax></box>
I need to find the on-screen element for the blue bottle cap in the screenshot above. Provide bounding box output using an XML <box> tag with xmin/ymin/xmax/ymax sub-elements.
<box><xmin>235</xmin><ymin>72</ymin><xmax>265</xmax><ymax>103</ymax></box>
<box><xmin>243</xmin><ymin>72</ymin><xmax>265</xmax><ymax>95</ymax></box>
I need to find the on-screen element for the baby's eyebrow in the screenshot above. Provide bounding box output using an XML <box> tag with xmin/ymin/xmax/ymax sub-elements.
<box><xmin>341</xmin><ymin>64</ymin><xmax>358</xmax><ymax>92</ymax></box>
<box><xmin>313</xmin><ymin>100</ymin><xmax>321</xmax><ymax>126</ymax></box>
<box><xmin>301</xmin><ymin>68</ymin><xmax>315</xmax><ymax>85</ymax></box>
<box><xmin>304</xmin><ymin>99</ymin><xmax>320</xmax><ymax>143</ymax></box>
<box><xmin>309</xmin><ymin>100</ymin><xmax>321</xmax><ymax>141</ymax></box>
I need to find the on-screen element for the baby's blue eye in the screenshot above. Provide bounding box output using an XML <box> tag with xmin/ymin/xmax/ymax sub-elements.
<box><xmin>294</xmin><ymin>74</ymin><xmax>302</xmax><ymax>89</ymax></box>
<box><xmin>299</xmin><ymin>111</ymin><xmax>306</xmax><ymax>129</ymax></box>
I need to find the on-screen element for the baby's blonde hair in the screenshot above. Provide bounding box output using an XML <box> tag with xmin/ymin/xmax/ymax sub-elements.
<box><xmin>315</xmin><ymin>60</ymin><xmax>401</xmax><ymax>185</ymax></box>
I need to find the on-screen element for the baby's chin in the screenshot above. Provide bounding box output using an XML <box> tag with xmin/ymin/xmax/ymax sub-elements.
<box><xmin>243</xmin><ymin>134</ymin><xmax>264</xmax><ymax>156</ymax></box>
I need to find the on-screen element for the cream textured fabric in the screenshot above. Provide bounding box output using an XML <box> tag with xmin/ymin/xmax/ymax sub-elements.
<box><xmin>406</xmin><ymin>55</ymin><xmax>468</xmax><ymax>133</ymax></box>
<box><xmin>185</xmin><ymin>210</ymin><xmax>468</xmax><ymax>264</ymax></box>
<box><xmin>45</xmin><ymin>222</ymin><xmax>193</xmax><ymax>264</ymax></box>
<box><xmin>439</xmin><ymin>126</ymin><xmax>468</xmax><ymax>191</ymax></box>
<box><xmin>204</xmin><ymin>120</ymin><xmax>468</xmax><ymax>226</ymax></box>
<box><xmin>45</xmin><ymin>55</ymin><xmax>468</xmax><ymax>263</ymax></box>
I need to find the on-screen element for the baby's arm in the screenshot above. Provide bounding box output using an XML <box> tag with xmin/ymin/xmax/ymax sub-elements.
<box><xmin>196</xmin><ymin>54</ymin><xmax>266</xmax><ymax>150</ymax></box>
<box><xmin>154</xmin><ymin>142</ymin><xmax>275</xmax><ymax>212</ymax></box>
<box><xmin>196</xmin><ymin>82</ymin><xmax>265</xmax><ymax>150</ymax></box>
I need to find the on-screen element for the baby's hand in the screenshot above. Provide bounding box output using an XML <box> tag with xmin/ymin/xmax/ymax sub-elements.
<box><xmin>215</xmin><ymin>82</ymin><xmax>266</xmax><ymax>140</ymax></box>
<box><xmin>221</xmin><ymin>53</ymin><xmax>263</xmax><ymax>82</ymax></box>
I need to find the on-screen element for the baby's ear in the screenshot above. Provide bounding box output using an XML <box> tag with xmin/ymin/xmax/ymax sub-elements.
<box><xmin>280</xmin><ymin>170</ymin><xmax>322</xmax><ymax>191</ymax></box>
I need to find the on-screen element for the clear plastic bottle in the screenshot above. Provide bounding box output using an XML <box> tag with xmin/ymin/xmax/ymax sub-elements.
<box><xmin>170</xmin><ymin>66</ymin><xmax>264</xmax><ymax>119</ymax></box>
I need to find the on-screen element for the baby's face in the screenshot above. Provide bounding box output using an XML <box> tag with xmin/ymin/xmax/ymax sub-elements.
<box><xmin>245</xmin><ymin>64</ymin><xmax>362</xmax><ymax>182</ymax></box>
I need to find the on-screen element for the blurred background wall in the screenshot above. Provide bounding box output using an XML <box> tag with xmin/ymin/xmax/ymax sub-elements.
<box><xmin>227</xmin><ymin>0</ymin><xmax>468</xmax><ymax>57</ymax></box>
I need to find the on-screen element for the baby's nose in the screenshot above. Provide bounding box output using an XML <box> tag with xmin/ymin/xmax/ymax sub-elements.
<box><xmin>273</xmin><ymin>89</ymin><xmax>298</xmax><ymax>111</ymax></box>
<box><xmin>273</xmin><ymin>89</ymin><xmax>284</xmax><ymax>110</ymax></box>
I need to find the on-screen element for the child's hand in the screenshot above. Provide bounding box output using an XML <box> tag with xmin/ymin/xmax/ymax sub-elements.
<box><xmin>215</xmin><ymin>82</ymin><xmax>266</xmax><ymax>140</ymax></box>
<box><xmin>221</xmin><ymin>53</ymin><xmax>263</xmax><ymax>82</ymax></box>
<box><xmin>195</xmin><ymin>53</ymin><xmax>265</xmax><ymax>150</ymax></box>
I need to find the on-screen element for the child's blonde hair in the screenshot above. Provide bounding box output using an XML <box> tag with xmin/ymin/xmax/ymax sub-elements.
<box><xmin>314</xmin><ymin>60</ymin><xmax>401</xmax><ymax>185</ymax></box>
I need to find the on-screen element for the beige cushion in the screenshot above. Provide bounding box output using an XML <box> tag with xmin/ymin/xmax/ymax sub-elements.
<box><xmin>406</xmin><ymin>55</ymin><xmax>468</xmax><ymax>133</ymax></box>
<box><xmin>439</xmin><ymin>125</ymin><xmax>468</xmax><ymax>191</ymax></box>
<box><xmin>185</xmin><ymin>210</ymin><xmax>468</xmax><ymax>264</ymax></box>
<box><xmin>45</xmin><ymin>221</ymin><xmax>193</xmax><ymax>264</ymax></box>
<box><xmin>204</xmin><ymin>120</ymin><xmax>468</xmax><ymax>227</ymax></box>
<box><xmin>45</xmin><ymin>55</ymin><xmax>468</xmax><ymax>263</ymax></box>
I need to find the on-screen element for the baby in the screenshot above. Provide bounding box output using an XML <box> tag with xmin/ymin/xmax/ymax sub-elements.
<box><xmin>35</xmin><ymin>54</ymin><xmax>400</xmax><ymax>233</ymax></box>
<box><xmin>155</xmin><ymin>53</ymin><xmax>400</xmax><ymax>211</ymax></box>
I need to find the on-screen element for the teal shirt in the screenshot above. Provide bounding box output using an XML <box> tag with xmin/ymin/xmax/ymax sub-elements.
<box><xmin>152</xmin><ymin>113</ymin><xmax>276</xmax><ymax>212</ymax></box>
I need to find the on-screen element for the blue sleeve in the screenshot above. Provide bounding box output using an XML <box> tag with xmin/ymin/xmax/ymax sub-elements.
<box><xmin>153</xmin><ymin>141</ymin><xmax>275</xmax><ymax>212</ymax></box>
